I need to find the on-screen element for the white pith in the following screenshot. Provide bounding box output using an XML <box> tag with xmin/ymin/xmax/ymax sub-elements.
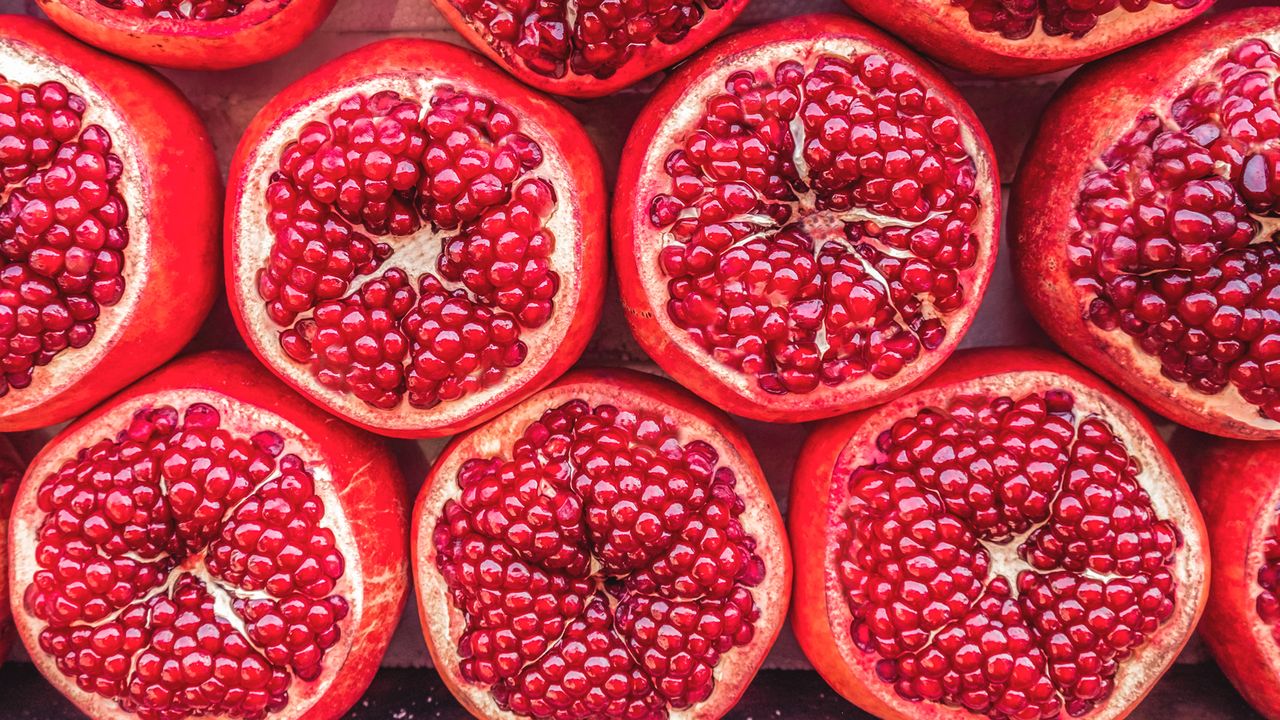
<box><xmin>230</xmin><ymin>74</ymin><xmax>587</xmax><ymax>433</ymax></box>
<box><xmin>414</xmin><ymin>379</ymin><xmax>788</xmax><ymax>720</ymax></box>
<box><xmin>821</xmin><ymin>370</ymin><xmax>1207</xmax><ymax>720</ymax></box>
<box><xmin>0</xmin><ymin>39</ymin><xmax>151</xmax><ymax>418</ymax></box>
<box><xmin>1072</xmin><ymin>31</ymin><xmax>1280</xmax><ymax>434</ymax></box>
<box><xmin>9</xmin><ymin>387</ymin><xmax>367</xmax><ymax>720</ymax></box>
<box><xmin>629</xmin><ymin>36</ymin><xmax>998</xmax><ymax>410</ymax></box>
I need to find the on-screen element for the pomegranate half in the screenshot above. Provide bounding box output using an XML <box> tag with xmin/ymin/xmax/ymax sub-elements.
<box><xmin>841</xmin><ymin>0</ymin><xmax>1213</xmax><ymax>77</ymax></box>
<box><xmin>226</xmin><ymin>39</ymin><xmax>606</xmax><ymax>439</ymax></box>
<box><xmin>34</xmin><ymin>0</ymin><xmax>338</xmax><ymax>70</ymax></box>
<box><xmin>790</xmin><ymin>347</ymin><xmax>1208</xmax><ymax>720</ymax></box>
<box><xmin>8</xmin><ymin>350</ymin><xmax>408</xmax><ymax>719</ymax></box>
<box><xmin>427</xmin><ymin>0</ymin><xmax>747</xmax><ymax>98</ymax></box>
<box><xmin>613</xmin><ymin>14</ymin><xmax>1000</xmax><ymax>424</ymax></box>
<box><xmin>0</xmin><ymin>17</ymin><xmax>220</xmax><ymax>432</ymax></box>
<box><xmin>414</xmin><ymin>368</ymin><xmax>790</xmax><ymax>719</ymax></box>
<box><xmin>1195</xmin><ymin>437</ymin><xmax>1280</xmax><ymax>720</ymax></box>
<box><xmin>1012</xmin><ymin>7</ymin><xmax>1280</xmax><ymax>440</ymax></box>
<box><xmin>0</xmin><ymin>436</ymin><xmax>22</xmax><ymax>666</ymax></box>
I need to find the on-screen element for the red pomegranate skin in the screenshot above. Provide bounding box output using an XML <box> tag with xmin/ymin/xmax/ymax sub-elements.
<box><xmin>614</xmin><ymin>14</ymin><xmax>1000</xmax><ymax>424</ymax></box>
<box><xmin>428</xmin><ymin>0</ymin><xmax>749</xmax><ymax>98</ymax></box>
<box><xmin>0</xmin><ymin>436</ymin><xmax>22</xmax><ymax>666</ymax></box>
<box><xmin>7</xmin><ymin>351</ymin><xmax>408</xmax><ymax>720</ymax></box>
<box><xmin>0</xmin><ymin>17</ymin><xmax>220</xmax><ymax>432</ymax></box>
<box><xmin>1197</xmin><ymin>438</ymin><xmax>1280</xmax><ymax>720</ymax></box>
<box><xmin>225</xmin><ymin>38</ymin><xmax>607</xmax><ymax>440</ymax></box>
<box><xmin>1012</xmin><ymin>8</ymin><xmax>1280</xmax><ymax>440</ymax></box>
<box><xmin>790</xmin><ymin>346</ymin><xmax>1208</xmax><ymax>720</ymax></box>
<box><xmin>34</xmin><ymin>0</ymin><xmax>338</xmax><ymax>70</ymax></box>
<box><xmin>841</xmin><ymin>0</ymin><xmax>1213</xmax><ymax>77</ymax></box>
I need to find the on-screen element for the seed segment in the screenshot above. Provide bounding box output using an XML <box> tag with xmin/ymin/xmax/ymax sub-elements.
<box><xmin>838</xmin><ymin>391</ymin><xmax>1182</xmax><ymax>719</ymax></box>
<box><xmin>434</xmin><ymin>399</ymin><xmax>765</xmax><ymax>719</ymax></box>
<box><xmin>0</xmin><ymin>78</ymin><xmax>129</xmax><ymax>397</ymax></box>
<box><xmin>24</xmin><ymin>404</ymin><xmax>351</xmax><ymax>720</ymax></box>
<box><xmin>92</xmin><ymin>0</ymin><xmax>251</xmax><ymax>20</ymax></box>
<box><xmin>648</xmin><ymin>55</ymin><xmax>982</xmax><ymax>396</ymax></box>
<box><xmin>953</xmin><ymin>0</ymin><xmax>1203</xmax><ymax>41</ymax></box>
<box><xmin>260</xmin><ymin>89</ymin><xmax>560</xmax><ymax>411</ymax></box>
<box><xmin>1071</xmin><ymin>39</ymin><xmax>1280</xmax><ymax>421</ymax></box>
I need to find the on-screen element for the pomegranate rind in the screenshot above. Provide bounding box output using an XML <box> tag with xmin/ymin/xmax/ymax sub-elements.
<box><xmin>7</xmin><ymin>351</ymin><xmax>409</xmax><ymax>720</ymax></box>
<box><xmin>1197</xmin><ymin>438</ymin><xmax>1280</xmax><ymax>720</ymax></box>
<box><xmin>0</xmin><ymin>17</ymin><xmax>221</xmax><ymax>432</ymax></box>
<box><xmin>0</xmin><ymin>436</ymin><xmax>21</xmax><ymax>667</ymax></box>
<box><xmin>1012</xmin><ymin>8</ymin><xmax>1280</xmax><ymax>440</ymax></box>
<box><xmin>412</xmin><ymin>367</ymin><xmax>792</xmax><ymax>720</ymax></box>
<box><xmin>613</xmin><ymin>13</ymin><xmax>1000</xmax><ymax>424</ymax></box>
<box><xmin>33</xmin><ymin>0</ymin><xmax>337</xmax><ymax>70</ymax></box>
<box><xmin>427</xmin><ymin>0</ymin><xmax>749</xmax><ymax>98</ymax></box>
<box><xmin>225</xmin><ymin>38</ymin><xmax>607</xmax><ymax>439</ymax></box>
<box><xmin>842</xmin><ymin>0</ymin><xmax>1213</xmax><ymax>77</ymax></box>
<box><xmin>789</xmin><ymin>346</ymin><xmax>1208</xmax><ymax>720</ymax></box>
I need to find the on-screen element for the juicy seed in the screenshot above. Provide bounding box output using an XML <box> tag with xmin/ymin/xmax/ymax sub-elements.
<box><xmin>93</xmin><ymin>0</ymin><xmax>251</xmax><ymax>20</ymax></box>
<box><xmin>955</xmin><ymin>0</ymin><xmax>1204</xmax><ymax>41</ymax></box>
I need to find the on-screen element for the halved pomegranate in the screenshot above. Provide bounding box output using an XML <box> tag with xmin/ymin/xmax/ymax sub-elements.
<box><xmin>226</xmin><ymin>39</ymin><xmax>606</xmax><ymax>439</ymax></box>
<box><xmin>0</xmin><ymin>17</ymin><xmax>220</xmax><ymax>432</ymax></box>
<box><xmin>790</xmin><ymin>347</ymin><xmax>1208</xmax><ymax>720</ymax></box>
<box><xmin>8</xmin><ymin>350</ymin><xmax>408</xmax><ymax>719</ymax></box>
<box><xmin>427</xmin><ymin>0</ymin><xmax>747</xmax><ymax>98</ymax></box>
<box><xmin>34</xmin><ymin>0</ymin><xmax>337</xmax><ymax>70</ymax></box>
<box><xmin>1196</xmin><ymin>437</ymin><xmax>1280</xmax><ymax>720</ymax></box>
<box><xmin>842</xmin><ymin>0</ymin><xmax>1213</xmax><ymax>77</ymax></box>
<box><xmin>414</xmin><ymin>368</ymin><xmax>790</xmax><ymax>719</ymax></box>
<box><xmin>1012</xmin><ymin>7</ymin><xmax>1280</xmax><ymax>439</ymax></box>
<box><xmin>614</xmin><ymin>14</ymin><xmax>1000</xmax><ymax>423</ymax></box>
<box><xmin>0</xmin><ymin>436</ymin><xmax>22</xmax><ymax>667</ymax></box>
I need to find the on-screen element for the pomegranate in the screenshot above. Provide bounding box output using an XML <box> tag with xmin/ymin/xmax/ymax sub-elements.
<box><xmin>34</xmin><ymin>0</ymin><xmax>338</xmax><ymax>70</ymax></box>
<box><xmin>790</xmin><ymin>347</ymin><xmax>1208</xmax><ymax>720</ymax></box>
<box><xmin>226</xmin><ymin>39</ymin><xmax>606</xmax><ymax>439</ymax></box>
<box><xmin>7</xmin><ymin>350</ymin><xmax>408</xmax><ymax>719</ymax></box>
<box><xmin>613</xmin><ymin>14</ymin><xmax>1000</xmax><ymax>423</ymax></box>
<box><xmin>0</xmin><ymin>17</ymin><xmax>220</xmax><ymax>432</ymax></box>
<box><xmin>841</xmin><ymin>0</ymin><xmax>1213</xmax><ymax>77</ymax></box>
<box><xmin>0</xmin><ymin>436</ymin><xmax>22</xmax><ymax>666</ymax></box>
<box><xmin>414</xmin><ymin>368</ymin><xmax>790</xmax><ymax>719</ymax></box>
<box><xmin>1195</xmin><ymin>437</ymin><xmax>1280</xmax><ymax>720</ymax></box>
<box><xmin>1012</xmin><ymin>7</ymin><xmax>1280</xmax><ymax>439</ymax></box>
<box><xmin>427</xmin><ymin>0</ymin><xmax>747</xmax><ymax>98</ymax></box>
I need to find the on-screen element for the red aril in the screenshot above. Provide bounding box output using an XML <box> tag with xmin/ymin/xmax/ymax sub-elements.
<box><xmin>842</xmin><ymin>0</ymin><xmax>1213</xmax><ymax>77</ymax></box>
<box><xmin>8</xmin><ymin>350</ymin><xmax>408</xmax><ymax>720</ymax></box>
<box><xmin>34</xmin><ymin>0</ymin><xmax>337</xmax><ymax>70</ymax></box>
<box><xmin>1197</xmin><ymin>437</ymin><xmax>1280</xmax><ymax>720</ymax></box>
<box><xmin>226</xmin><ymin>39</ymin><xmax>606</xmax><ymax>439</ymax></box>
<box><xmin>613</xmin><ymin>14</ymin><xmax>1000</xmax><ymax>423</ymax></box>
<box><xmin>1012</xmin><ymin>7</ymin><xmax>1280</xmax><ymax>439</ymax></box>
<box><xmin>790</xmin><ymin>347</ymin><xmax>1207</xmax><ymax>720</ymax></box>
<box><xmin>0</xmin><ymin>18</ymin><xmax>220</xmax><ymax>432</ymax></box>
<box><xmin>0</xmin><ymin>436</ymin><xmax>22</xmax><ymax>667</ymax></box>
<box><xmin>414</xmin><ymin>368</ymin><xmax>790</xmax><ymax>720</ymax></box>
<box><xmin>427</xmin><ymin>0</ymin><xmax>747</xmax><ymax>98</ymax></box>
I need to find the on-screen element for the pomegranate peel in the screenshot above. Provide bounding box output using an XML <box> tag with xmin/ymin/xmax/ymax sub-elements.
<box><xmin>790</xmin><ymin>346</ymin><xmax>1207</xmax><ymax>720</ymax></box>
<box><xmin>614</xmin><ymin>14</ymin><xmax>1000</xmax><ymax>423</ymax></box>
<box><xmin>1013</xmin><ymin>7</ymin><xmax>1280</xmax><ymax>439</ymax></box>
<box><xmin>0</xmin><ymin>17</ymin><xmax>221</xmax><ymax>431</ymax></box>
<box><xmin>413</xmin><ymin>367</ymin><xmax>791</xmax><ymax>720</ymax></box>
<box><xmin>0</xmin><ymin>435</ymin><xmax>22</xmax><ymax>667</ymax></box>
<box><xmin>8</xmin><ymin>350</ymin><xmax>409</xmax><ymax>720</ymax></box>
<box><xmin>34</xmin><ymin>0</ymin><xmax>338</xmax><ymax>70</ymax></box>
<box><xmin>226</xmin><ymin>38</ymin><xmax>607</xmax><ymax>439</ymax></box>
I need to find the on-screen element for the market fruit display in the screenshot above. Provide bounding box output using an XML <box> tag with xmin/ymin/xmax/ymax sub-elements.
<box><xmin>7</xmin><ymin>351</ymin><xmax>408</xmax><ymax>719</ymax></box>
<box><xmin>1013</xmin><ymin>7</ymin><xmax>1280</xmax><ymax>440</ymax></box>
<box><xmin>842</xmin><ymin>0</ymin><xmax>1213</xmax><ymax>77</ymax></box>
<box><xmin>614</xmin><ymin>14</ymin><xmax>1000</xmax><ymax>423</ymax></box>
<box><xmin>790</xmin><ymin>347</ymin><xmax>1208</xmax><ymax>720</ymax></box>
<box><xmin>226</xmin><ymin>38</ymin><xmax>606</xmax><ymax>439</ymax></box>
<box><xmin>0</xmin><ymin>16</ymin><xmax>220</xmax><ymax>432</ymax></box>
<box><xmin>427</xmin><ymin>0</ymin><xmax>748</xmax><ymax>97</ymax></box>
<box><xmin>33</xmin><ymin>0</ymin><xmax>338</xmax><ymax>70</ymax></box>
<box><xmin>414</xmin><ymin>368</ymin><xmax>790</xmax><ymax>720</ymax></box>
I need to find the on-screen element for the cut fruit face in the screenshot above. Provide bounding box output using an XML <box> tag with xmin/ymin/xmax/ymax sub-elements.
<box><xmin>228</xmin><ymin>40</ymin><xmax>606</xmax><ymax>438</ymax></box>
<box><xmin>414</xmin><ymin>369</ymin><xmax>790</xmax><ymax>720</ymax></box>
<box><xmin>951</xmin><ymin>0</ymin><xmax>1203</xmax><ymax>42</ymax></box>
<box><xmin>91</xmin><ymin>0</ymin><xmax>250</xmax><ymax>19</ymax></box>
<box><xmin>614</xmin><ymin>15</ymin><xmax>999</xmax><ymax>422</ymax></box>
